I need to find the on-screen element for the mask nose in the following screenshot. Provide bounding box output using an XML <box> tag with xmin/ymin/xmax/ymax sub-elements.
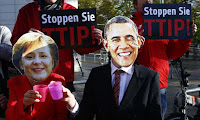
<box><xmin>118</xmin><ymin>39</ymin><xmax>129</xmax><ymax>49</ymax></box>
<box><xmin>33</xmin><ymin>56</ymin><xmax>42</xmax><ymax>64</ymax></box>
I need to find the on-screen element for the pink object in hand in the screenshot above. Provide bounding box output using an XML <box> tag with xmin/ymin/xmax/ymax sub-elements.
<box><xmin>48</xmin><ymin>81</ymin><xmax>63</xmax><ymax>100</ymax></box>
<box><xmin>33</xmin><ymin>84</ymin><xmax>48</xmax><ymax>102</ymax></box>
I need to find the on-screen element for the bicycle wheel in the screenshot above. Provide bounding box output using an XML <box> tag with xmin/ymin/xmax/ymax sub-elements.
<box><xmin>165</xmin><ymin>113</ymin><xmax>194</xmax><ymax>120</ymax></box>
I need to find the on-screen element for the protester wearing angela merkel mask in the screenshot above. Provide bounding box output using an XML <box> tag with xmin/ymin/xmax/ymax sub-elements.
<box><xmin>6</xmin><ymin>32</ymin><xmax>77</xmax><ymax>120</ymax></box>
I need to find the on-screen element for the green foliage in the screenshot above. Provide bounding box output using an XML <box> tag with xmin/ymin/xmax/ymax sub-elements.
<box><xmin>78</xmin><ymin>0</ymin><xmax>133</xmax><ymax>30</ymax></box>
<box><xmin>78</xmin><ymin>0</ymin><xmax>200</xmax><ymax>42</ymax></box>
<box><xmin>192</xmin><ymin>1</ymin><xmax>200</xmax><ymax>42</ymax></box>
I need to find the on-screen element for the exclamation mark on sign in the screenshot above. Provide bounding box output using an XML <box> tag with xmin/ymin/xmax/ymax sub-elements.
<box><xmin>187</xmin><ymin>19</ymin><xmax>190</xmax><ymax>36</ymax></box>
<box><xmin>91</xmin><ymin>26</ymin><xmax>96</xmax><ymax>44</ymax></box>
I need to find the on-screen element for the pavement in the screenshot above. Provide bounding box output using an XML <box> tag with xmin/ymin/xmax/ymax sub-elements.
<box><xmin>73</xmin><ymin>54</ymin><xmax>200</xmax><ymax>119</ymax></box>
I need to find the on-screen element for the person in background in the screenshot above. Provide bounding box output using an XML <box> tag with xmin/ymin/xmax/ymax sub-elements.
<box><xmin>11</xmin><ymin>0</ymin><xmax>103</xmax><ymax>92</ymax></box>
<box><xmin>131</xmin><ymin>0</ymin><xmax>197</xmax><ymax>119</ymax></box>
<box><xmin>0</xmin><ymin>25</ymin><xmax>12</xmax><ymax>118</ymax></box>
<box><xmin>6</xmin><ymin>32</ymin><xmax>76</xmax><ymax>120</ymax></box>
<box><xmin>62</xmin><ymin>16</ymin><xmax>162</xmax><ymax>120</ymax></box>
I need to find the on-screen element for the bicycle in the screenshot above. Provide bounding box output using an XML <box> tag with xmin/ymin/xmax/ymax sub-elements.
<box><xmin>165</xmin><ymin>58</ymin><xmax>200</xmax><ymax>120</ymax></box>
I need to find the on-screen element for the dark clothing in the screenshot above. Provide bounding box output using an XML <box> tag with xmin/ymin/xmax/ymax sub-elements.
<box><xmin>74</xmin><ymin>62</ymin><xmax>162</xmax><ymax>120</ymax></box>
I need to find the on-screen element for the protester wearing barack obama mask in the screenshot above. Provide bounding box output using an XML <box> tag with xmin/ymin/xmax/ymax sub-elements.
<box><xmin>61</xmin><ymin>16</ymin><xmax>162</xmax><ymax>120</ymax></box>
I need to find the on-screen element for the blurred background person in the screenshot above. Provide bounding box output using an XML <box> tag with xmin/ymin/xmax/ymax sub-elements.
<box><xmin>0</xmin><ymin>25</ymin><xmax>12</xmax><ymax>118</ymax></box>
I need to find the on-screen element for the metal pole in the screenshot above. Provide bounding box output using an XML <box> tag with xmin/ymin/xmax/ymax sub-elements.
<box><xmin>160</xmin><ymin>0</ymin><xmax>164</xmax><ymax>3</ymax></box>
<box><xmin>73</xmin><ymin>50</ymin><xmax>84</xmax><ymax>77</ymax></box>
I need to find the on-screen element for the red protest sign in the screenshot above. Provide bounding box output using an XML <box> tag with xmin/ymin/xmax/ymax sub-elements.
<box><xmin>40</xmin><ymin>8</ymin><xmax>98</xmax><ymax>49</ymax></box>
<box><xmin>143</xmin><ymin>4</ymin><xmax>192</xmax><ymax>39</ymax></box>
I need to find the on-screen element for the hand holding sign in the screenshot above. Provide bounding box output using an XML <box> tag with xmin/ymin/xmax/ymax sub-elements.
<box><xmin>93</xmin><ymin>28</ymin><xmax>103</xmax><ymax>45</ymax></box>
<box><xmin>192</xmin><ymin>20</ymin><xmax>197</xmax><ymax>35</ymax></box>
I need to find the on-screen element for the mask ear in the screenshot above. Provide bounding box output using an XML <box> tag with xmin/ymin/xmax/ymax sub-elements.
<box><xmin>137</xmin><ymin>35</ymin><xmax>145</xmax><ymax>49</ymax></box>
<box><xmin>103</xmin><ymin>39</ymin><xmax>110</xmax><ymax>52</ymax></box>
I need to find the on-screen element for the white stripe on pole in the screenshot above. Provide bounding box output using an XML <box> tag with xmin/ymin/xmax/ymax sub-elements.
<box><xmin>64</xmin><ymin>0</ymin><xmax>78</xmax><ymax>8</ymax></box>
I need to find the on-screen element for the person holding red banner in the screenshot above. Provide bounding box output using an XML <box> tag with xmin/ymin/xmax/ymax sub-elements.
<box><xmin>11</xmin><ymin>0</ymin><xmax>103</xmax><ymax>92</ymax></box>
<box><xmin>131</xmin><ymin>0</ymin><xmax>197</xmax><ymax>119</ymax></box>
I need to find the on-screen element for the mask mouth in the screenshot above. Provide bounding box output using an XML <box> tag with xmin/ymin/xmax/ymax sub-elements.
<box><xmin>32</xmin><ymin>68</ymin><xmax>45</xmax><ymax>72</ymax></box>
<box><xmin>118</xmin><ymin>52</ymin><xmax>132</xmax><ymax>57</ymax></box>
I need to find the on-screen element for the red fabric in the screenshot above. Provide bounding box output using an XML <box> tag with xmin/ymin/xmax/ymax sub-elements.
<box><xmin>6</xmin><ymin>73</ymin><xmax>68</xmax><ymax>120</ymax></box>
<box><xmin>11</xmin><ymin>0</ymin><xmax>101</xmax><ymax>82</ymax></box>
<box><xmin>114</xmin><ymin>70</ymin><xmax>120</xmax><ymax>106</ymax></box>
<box><xmin>131</xmin><ymin>12</ymin><xmax>193</xmax><ymax>89</ymax></box>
